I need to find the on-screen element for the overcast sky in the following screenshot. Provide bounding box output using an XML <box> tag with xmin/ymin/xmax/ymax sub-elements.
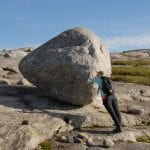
<box><xmin>0</xmin><ymin>0</ymin><xmax>150</xmax><ymax>52</ymax></box>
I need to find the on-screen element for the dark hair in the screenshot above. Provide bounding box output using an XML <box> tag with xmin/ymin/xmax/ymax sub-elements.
<box><xmin>97</xmin><ymin>71</ymin><xmax>104</xmax><ymax>76</ymax></box>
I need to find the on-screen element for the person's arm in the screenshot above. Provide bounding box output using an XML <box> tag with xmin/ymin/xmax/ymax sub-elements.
<box><xmin>88</xmin><ymin>71</ymin><xmax>96</xmax><ymax>83</ymax></box>
<box><xmin>88</xmin><ymin>76</ymin><xmax>95</xmax><ymax>83</ymax></box>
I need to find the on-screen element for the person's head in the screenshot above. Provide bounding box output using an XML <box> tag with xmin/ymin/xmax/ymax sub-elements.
<box><xmin>96</xmin><ymin>71</ymin><xmax>104</xmax><ymax>77</ymax></box>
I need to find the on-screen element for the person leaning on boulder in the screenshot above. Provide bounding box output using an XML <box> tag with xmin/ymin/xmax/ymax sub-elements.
<box><xmin>88</xmin><ymin>71</ymin><xmax>122</xmax><ymax>133</ymax></box>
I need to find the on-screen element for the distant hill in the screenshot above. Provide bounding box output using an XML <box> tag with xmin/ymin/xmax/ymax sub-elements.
<box><xmin>111</xmin><ymin>49</ymin><xmax>150</xmax><ymax>60</ymax></box>
<box><xmin>122</xmin><ymin>49</ymin><xmax>150</xmax><ymax>53</ymax></box>
<box><xmin>0</xmin><ymin>47</ymin><xmax>35</xmax><ymax>52</ymax></box>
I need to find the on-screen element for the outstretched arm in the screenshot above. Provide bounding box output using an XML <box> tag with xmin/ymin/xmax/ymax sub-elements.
<box><xmin>88</xmin><ymin>71</ymin><xmax>97</xmax><ymax>82</ymax></box>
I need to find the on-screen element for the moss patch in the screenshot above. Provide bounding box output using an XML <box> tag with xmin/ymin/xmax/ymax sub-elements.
<box><xmin>39</xmin><ymin>140</ymin><xmax>52</xmax><ymax>150</ymax></box>
<box><xmin>136</xmin><ymin>135</ymin><xmax>150</xmax><ymax>143</ymax></box>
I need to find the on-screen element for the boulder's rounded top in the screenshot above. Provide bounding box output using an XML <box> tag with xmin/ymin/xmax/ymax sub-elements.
<box><xmin>60</xmin><ymin>26</ymin><xmax>102</xmax><ymax>45</ymax></box>
<box><xmin>36</xmin><ymin>26</ymin><xmax>103</xmax><ymax>51</ymax></box>
<box><xmin>63</xmin><ymin>27</ymin><xmax>98</xmax><ymax>37</ymax></box>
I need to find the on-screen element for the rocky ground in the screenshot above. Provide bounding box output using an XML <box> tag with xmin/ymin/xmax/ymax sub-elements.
<box><xmin>0</xmin><ymin>48</ymin><xmax>149</xmax><ymax>150</ymax></box>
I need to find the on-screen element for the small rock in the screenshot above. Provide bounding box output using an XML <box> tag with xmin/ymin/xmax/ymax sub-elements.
<box><xmin>127</xmin><ymin>105</ymin><xmax>145</xmax><ymax>115</ymax></box>
<box><xmin>55</xmin><ymin>135</ymin><xmax>68</xmax><ymax>143</ymax></box>
<box><xmin>66</xmin><ymin>136</ymin><xmax>74</xmax><ymax>143</ymax></box>
<box><xmin>73</xmin><ymin>136</ymin><xmax>82</xmax><ymax>143</ymax></box>
<box><xmin>103</xmin><ymin>138</ymin><xmax>115</xmax><ymax>148</ymax></box>
<box><xmin>0</xmin><ymin>78</ymin><xmax>11</xmax><ymax>85</ymax></box>
<box><xmin>97</xmin><ymin>136</ymin><xmax>102</xmax><ymax>141</ymax></box>
<box><xmin>4</xmin><ymin>52</ymin><xmax>12</xmax><ymax>58</ymax></box>
<box><xmin>57</xmin><ymin>124</ymin><xmax>73</xmax><ymax>133</ymax></box>
<box><xmin>86</xmin><ymin>138</ymin><xmax>95</xmax><ymax>147</ymax></box>
<box><xmin>55</xmin><ymin>135</ymin><xmax>74</xmax><ymax>143</ymax></box>
<box><xmin>77</xmin><ymin>133</ymin><xmax>89</xmax><ymax>140</ymax></box>
<box><xmin>3</xmin><ymin>67</ymin><xmax>17</xmax><ymax>73</ymax></box>
<box><xmin>140</xmin><ymin>89</ymin><xmax>150</xmax><ymax>97</ymax></box>
<box><xmin>4</xmin><ymin>50</ymin><xmax>27</xmax><ymax>58</ymax></box>
<box><xmin>17</xmin><ymin>78</ymin><xmax>32</xmax><ymax>86</ymax></box>
<box><xmin>16</xmin><ymin>47</ymin><xmax>34</xmax><ymax>52</ymax></box>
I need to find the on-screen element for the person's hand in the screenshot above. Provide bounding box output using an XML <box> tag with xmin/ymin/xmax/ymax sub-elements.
<box><xmin>89</xmin><ymin>71</ymin><xmax>96</xmax><ymax>77</ymax></box>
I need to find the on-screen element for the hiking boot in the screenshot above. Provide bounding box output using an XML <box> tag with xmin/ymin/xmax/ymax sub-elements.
<box><xmin>113</xmin><ymin>127</ymin><xmax>122</xmax><ymax>133</ymax></box>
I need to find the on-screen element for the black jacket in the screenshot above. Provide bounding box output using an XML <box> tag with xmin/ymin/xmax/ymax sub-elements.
<box><xmin>101</xmin><ymin>76</ymin><xmax>113</xmax><ymax>96</ymax></box>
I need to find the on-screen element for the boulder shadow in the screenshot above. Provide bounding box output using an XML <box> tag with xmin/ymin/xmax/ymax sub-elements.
<box><xmin>0</xmin><ymin>84</ymin><xmax>86</xmax><ymax>128</ymax></box>
<box><xmin>0</xmin><ymin>84</ymin><xmax>81</xmax><ymax>110</ymax></box>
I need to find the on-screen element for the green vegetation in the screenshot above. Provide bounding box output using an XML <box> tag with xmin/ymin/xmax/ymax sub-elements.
<box><xmin>111</xmin><ymin>66</ymin><xmax>150</xmax><ymax>86</ymax></box>
<box><xmin>39</xmin><ymin>141</ymin><xmax>52</xmax><ymax>150</ymax></box>
<box><xmin>112</xmin><ymin>66</ymin><xmax>150</xmax><ymax>77</ymax></box>
<box><xmin>136</xmin><ymin>135</ymin><xmax>150</xmax><ymax>143</ymax></box>
<box><xmin>111</xmin><ymin>60</ymin><xmax>150</xmax><ymax>66</ymax></box>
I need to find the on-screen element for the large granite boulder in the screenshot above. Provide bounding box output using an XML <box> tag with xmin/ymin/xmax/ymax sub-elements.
<box><xmin>19</xmin><ymin>27</ymin><xmax>111</xmax><ymax>106</ymax></box>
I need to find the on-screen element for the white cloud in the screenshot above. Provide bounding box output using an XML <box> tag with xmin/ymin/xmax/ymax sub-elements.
<box><xmin>104</xmin><ymin>34</ymin><xmax>150</xmax><ymax>52</ymax></box>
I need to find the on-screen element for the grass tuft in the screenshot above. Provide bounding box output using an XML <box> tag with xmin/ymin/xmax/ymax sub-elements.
<box><xmin>39</xmin><ymin>141</ymin><xmax>52</xmax><ymax>150</ymax></box>
<box><xmin>136</xmin><ymin>136</ymin><xmax>150</xmax><ymax>143</ymax></box>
